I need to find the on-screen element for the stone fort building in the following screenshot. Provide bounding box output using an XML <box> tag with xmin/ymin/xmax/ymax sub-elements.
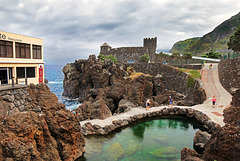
<box><xmin>99</xmin><ymin>37</ymin><xmax>157</xmax><ymax>64</ymax></box>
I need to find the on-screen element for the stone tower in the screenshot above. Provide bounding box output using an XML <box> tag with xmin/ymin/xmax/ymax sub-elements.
<box><xmin>100</xmin><ymin>42</ymin><xmax>111</xmax><ymax>55</ymax></box>
<box><xmin>143</xmin><ymin>37</ymin><xmax>157</xmax><ymax>62</ymax></box>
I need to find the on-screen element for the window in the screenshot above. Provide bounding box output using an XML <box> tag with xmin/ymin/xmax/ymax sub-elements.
<box><xmin>0</xmin><ymin>40</ymin><xmax>13</xmax><ymax>58</ymax></box>
<box><xmin>32</xmin><ymin>45</ymin><xmax>42</xmax><ymax>59</ymax></box>
<box><xmin>15</xmin><ymin>42</ymin><xmax>30</xmax><ymax>58</ymax></box>
<box><xmin>26</xmin><ymin>67</ymin><xmax>35</xmax><ymax>78</ymax></box>
<box><xmin>17</xmin><ymin>67</ymin><xmax>35</xmax><ymax>78</ymax></box>
<box><xmin>127</xmin><ymin>60</ymin><xmax>135</xmax><ymax>64</ymax></box>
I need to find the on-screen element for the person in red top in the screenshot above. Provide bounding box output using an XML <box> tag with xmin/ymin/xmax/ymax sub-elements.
<box><xmin>212</xmin><ymin>96</ymin><xmax>216</xmax><ymax>108</ymax></box>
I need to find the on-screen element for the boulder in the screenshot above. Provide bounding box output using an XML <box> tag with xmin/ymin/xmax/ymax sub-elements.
<box><xmin>193</xmin><ymin>130</ymin><xmax>211</xmax><ymax>154</ymax></box>
<box><xmin>90</xmin><ymin>99</ymin><xmax>112</xmax><ymax>120</ymax></box>
<box><xmin>116</xmin><ymin>99</ymin><xmax>135</xmax><ymax>113</ymax></box>
<box><xmin>181</xmin><ymin>147</ymin><xmax>203</xmax><ymax>161</ymax></box>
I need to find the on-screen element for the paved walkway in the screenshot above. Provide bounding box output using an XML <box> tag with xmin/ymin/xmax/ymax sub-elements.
<box><xmin>0</xmin><ymin>84</ymin><xmax>27</xmax><ymax>91</ymax></box>
<box><xmin>80</xmin><ymin>63</ymin><xmax>232</xmax><ymax>127</ymax></box>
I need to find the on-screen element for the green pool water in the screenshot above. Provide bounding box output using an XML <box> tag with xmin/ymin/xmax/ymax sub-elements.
<box><xmin>77</xmin><ymin>116</ymin><xmax>202</xmax><ymax>161</ymax></box>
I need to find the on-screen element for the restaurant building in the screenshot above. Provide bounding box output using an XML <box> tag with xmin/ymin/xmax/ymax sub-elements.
<box><xmin>0</xmin><ymin>31</ymin><xmax>44</xmax><ymax>85</ymax></box>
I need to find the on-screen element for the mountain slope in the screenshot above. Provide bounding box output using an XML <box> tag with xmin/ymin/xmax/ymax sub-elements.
<box><xmin>169</xmin><ymin>37</ymin><xmax>200</xmax><ymax>54</ymax></box>
<box><xmin>169</xmin><ymin>12</ymin><xmax>240</xmax><ymax>55</ymax></box>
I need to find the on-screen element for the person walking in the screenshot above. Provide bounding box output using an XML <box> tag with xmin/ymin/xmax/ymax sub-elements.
<box><xmin>212</xmin><ymin>96</ymin><xmax>216</xmax><ymax>108</ymax></box>
<box><xmin>169</xmin><ymin>96</ymin><xmax>173</xmax><ymax>108</ymax></box>
<box><xmin>146</xmin><ymin>99</ymin><xmax>150</xmax><ymax>111</ymax></box>
<box><xmin>209</xmin><ymin>64</ymin><xmax>212</xmax><ymax>69</ymax></box>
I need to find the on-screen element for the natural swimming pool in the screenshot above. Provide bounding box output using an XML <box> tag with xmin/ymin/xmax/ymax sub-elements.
<box><xmin>77</xmin><ymin>116</ymin><xmax>202</xmax><ymax>161</ymax></box>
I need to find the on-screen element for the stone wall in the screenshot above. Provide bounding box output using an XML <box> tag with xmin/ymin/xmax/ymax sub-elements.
<box><xmin>218</xmin><ymin>58</ymin><xmax>240</xmax><ymax>92</ymax></box>
<box><xmin>100</xmin><ymin>37</ymin><xmax>157</xmax><ymax>63</ymax></box>
<box><xmin>105</xmin><ymin>47</ymin><xmax>148</xmax><ymax>64</ymax></box>
<box><xmin>173</xmin><ymin>64</ymin><xmax>203</xmax><ymax>70</ymax></box>
<box><xmin>0</xmin><ymin>87</ymin><xmax>28</xmax><ymax>117</ymax></box>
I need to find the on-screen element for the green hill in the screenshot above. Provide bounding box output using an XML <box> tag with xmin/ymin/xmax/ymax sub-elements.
<box><xmin>169</xmin><ymin>12</ymin><xmax>240</xmax><ymax>55</ymax></box>
<box><xmin>169</xmin><ymin>37</ymin><xmax>201</xmax><ymax>54</ymax></box>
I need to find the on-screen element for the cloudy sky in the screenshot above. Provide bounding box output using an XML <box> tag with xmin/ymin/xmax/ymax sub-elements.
<box><xmin>0</xmin><ymin>0</ymin><xmax>240</xmax><ymax>65</ymax></box>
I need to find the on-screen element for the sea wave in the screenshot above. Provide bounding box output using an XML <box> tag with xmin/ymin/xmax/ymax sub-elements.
<box><xmin>47</xmin><ymin>81</ymin><xmax>63</xmax><ymax>84</ymax></box>
<box><xmin>66</xmin><ymin>103</ymin><xmax>82</xmax><ymax>111</ymax></box>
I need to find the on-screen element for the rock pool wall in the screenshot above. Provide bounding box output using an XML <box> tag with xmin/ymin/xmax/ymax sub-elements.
<box><xmin>81</xmin><ymin>107</ymin><xmax>220</xmax><ymax>136</ymax></box>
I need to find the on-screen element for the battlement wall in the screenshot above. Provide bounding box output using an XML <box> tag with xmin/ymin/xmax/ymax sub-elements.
<box><xmin>99</xmin><ymin>37</ymin><xmax>157</xmax><ymax>63</ymax></box>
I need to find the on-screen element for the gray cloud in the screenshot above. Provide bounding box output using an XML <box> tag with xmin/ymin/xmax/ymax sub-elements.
<box><xmin>0</xmin><ymin>0</ymin><xmax>240</xmax><ymax>64</ymax></box>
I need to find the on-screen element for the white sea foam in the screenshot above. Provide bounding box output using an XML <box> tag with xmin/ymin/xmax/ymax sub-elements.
<box><xmin>47</xmin><ymin>81</ymin><xmax>63</xmax><ymax>84</ymax></box>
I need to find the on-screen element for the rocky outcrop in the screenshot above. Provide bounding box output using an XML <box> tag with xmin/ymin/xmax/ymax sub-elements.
<box><xmin>223</xmin><ymin>88</ymin><xmax>240</xmax><ymax>126</ymax></box>
<box><xmin>63</xmin><ymin>55</ymin><xmax>206</xmax><ymax>121</ymax></box>
<box><xmin>122</xmin><ymin>63</ymin><xmax>207</xmax><ymax>106</ymax></box>
<box><xmin>0</xmin><ymin>112</ymin><xmax>61</xmax><ymax>161</ymax></box>
<box><xmin>218</xmin><ymin>58</ymin><xmax>240</xmax><ymax>93</ymax></box>
<box><xmin>0</xmin><ymin>84</ymin><xmax>85</xmax><ymax>161</ymax></box>
<box><xmin>203</xmin><ymin>124</ymin><xmax>240</xmax><ymax>161</ymax></box>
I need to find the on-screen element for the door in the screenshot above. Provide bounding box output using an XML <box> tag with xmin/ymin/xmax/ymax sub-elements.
<box><xmin>0</xmin><ymin>68</ymin><xmax>8</xmax><ymax>84</ymax></box>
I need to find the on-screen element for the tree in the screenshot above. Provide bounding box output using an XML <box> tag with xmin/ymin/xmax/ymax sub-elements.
<box><xmin>97</xmin><ymin>54</ymin><xmax>105</xmax><ymax>60</ymax></box>
<box><xmin>140</xmin><ymin>54</ymin><xmax>150</xmax><ymax>63</ymax></box>
<box><xmin>105</xmin><ymin>54</ymin><xmax>117</xmax><ymax>63</ymax></box>
<box><xmin>228</xmin><ymin>25</ymin><xmax>240</xmax><ymax>51</ymax></box>
<box><xmin>171</xmin><ymin>52</ymin><xmax>181</xmax><ymax>58</ymax></box>
<box><xmin>202</xmin><ymin>51</ymin><xmax>221</xmax><ymax>59</ymax></box>
<box><xmin>182</xmin><ymin>52</ymin><xmax>192</xmax><ymax>59</ymax></box>
<box><xmin>97</xmin><ymin>54</ymin><xmax>117</xmax><ymax>63</ymax></box>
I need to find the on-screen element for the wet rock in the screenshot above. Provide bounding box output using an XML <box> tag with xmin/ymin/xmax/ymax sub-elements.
<box><xmin>125</xmin><ymin>140</ymin><xmax>138</xmax><ymax>156</ymax></box>
<box><xmin>149</xmin><ymin>146</ymin><xmax>179</xmax><ymax>159</ymax></box>
<box><xmin>105</xmin><ymin>142</ymin><xmax>124</xmax><ymax>161</ymax></box>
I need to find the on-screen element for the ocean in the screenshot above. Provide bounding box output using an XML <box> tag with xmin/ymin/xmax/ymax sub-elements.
<box><xmin>44</xmin><ymin>64</ymin><xmax>81</xmax><ymax>110</ymax></box>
